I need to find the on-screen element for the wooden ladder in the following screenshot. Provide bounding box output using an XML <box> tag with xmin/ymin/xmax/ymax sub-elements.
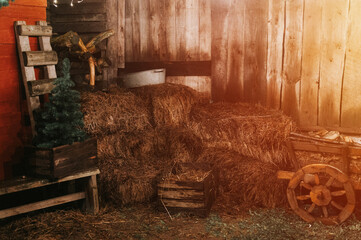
<box><xmin>14</xmin><ymin>20</ymin><xmax>58</xmax><ymax>136</ymax></box>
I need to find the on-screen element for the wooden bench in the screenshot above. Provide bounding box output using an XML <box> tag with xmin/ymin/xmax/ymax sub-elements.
<box><xmin>0</xmin><ymin>168</ymin><xmax>99</xmax><ymax>219</ymax></box>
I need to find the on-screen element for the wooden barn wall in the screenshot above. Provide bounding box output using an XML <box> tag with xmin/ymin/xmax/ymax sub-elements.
<box><xmin>212</xmin><ymin>0</ymin><xmax>361</xmax><ymax>130</ymax></box>
<box><xmin>123</xmin><ymin>0</ymin><xmax>211</xmax><ymax>95</ymax></box>
<box><xmin>0</xmin><ymin>0</ymin><xmax>47</xmax><ymax>180</ymax></box>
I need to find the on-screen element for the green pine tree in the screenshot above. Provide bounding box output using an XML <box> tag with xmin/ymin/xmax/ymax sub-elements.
<box><xmin>34</xmin><ymin>58</ymin><xmax>87</xmax><ymax>148</ymax></box>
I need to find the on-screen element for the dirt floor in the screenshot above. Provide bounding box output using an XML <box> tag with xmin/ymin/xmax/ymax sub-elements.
<box><xmin>1</xmin><ymin>197</ymin><xmax>361</xmax><ymax>240</ymax></box>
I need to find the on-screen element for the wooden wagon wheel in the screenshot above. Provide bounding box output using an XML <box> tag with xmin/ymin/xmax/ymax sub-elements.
<box><xmin>287</xmin><ymin>164</ymin><xmax>355</xmax><ymax>225</ymax></box>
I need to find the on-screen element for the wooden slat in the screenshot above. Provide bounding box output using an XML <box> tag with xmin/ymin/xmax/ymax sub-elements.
<box><xmin>198</xmin><ymin>0</ymin><xmax>211</xmax><ymax>61</ymax></box>
<box><xmin>51</xmin><ymin>14</ymin><xmax>107</xmax><ymax>23</ymax></box>
<box><xmin>175</xmin><ymin>0</ymin><xmax>187</xmax><ymax>61</ymax></box>
<box><xmin>165</xmin><ymin>0</ymin><xmax>176</xmax><ymax>61</ymax></box>
<box><xmin>23</xmin><ymin>51</ymin><xmax>58</xmax><ymax>67</ymax></box>
<box><xmin>158</xmin><ymin>0</ymin><xmax>167</xmax><ymax>61</ymax></box>
<box><xmin>299</xmin><ymin>0</ymin><xmax>322</xmax><ymax>126</ymax></box>
<box><xmin>341</xmin><ymin>0</ymin><xmax>361</xmax><ymax>128</ymax></box>
<box><xmin>0</xmin><ymin>192</ymin><xmax>86</xmax><ymax>219</ymax></box>
<box><xmin>161</xmin><ymin>199</ymin><xmax>204</xmax><ymax>208</ymax></box>
<box><xmin>185</xmin><ymin>0</ymin><xmax>199</xmax><ymax>61</ymax></box>
<box><xmin>139</xmin><ymin>0</ymin><xmax>151</xmax><ymax>61</ymax></box>
<box><xmin>291</xmin><ymin>140</ymin><xmax>344</xmax><ymax>154</ymax></box>
<box><xmin>266</xmin><ymin>0</ymin><xmax>284</xmax><ymax>109</ymax></box>
<box><xmin>117</xmin><ymin>0</ymin><xmax>126</xmax><ymax>68</ymax></box>
<box><xmin>0</xmin><ymin>168</ymin><xmax>100</xmax><ymax>196</ymax></box>
<box><xmin>27</xmin><ymin>79</ymin><xmax>55</xmax><ymax>96</ymax></box>
<box><xmin>52</xmin><ymin>22</ymin><xmax>107</xmax><ymax>33</ymax></box>
<box><xmin>318</xmin><ymin>0</ymin><xmax>349</xmax><ymax>127</ymax></box>
<box><xmin>17</xmin><ymin>25</ymin><xmax>52</xmax><ymax>36</ymax></box>
<box><xmin>51</xmin><ymin>3</ymin><xmax>106</xmax><ymax>15</ymax></box>
<box><xmin>281</xmin><ymin>0</ymin><xmax>303</xmax><ymax>121</ymax></box>
<box><xmin>211</xmin><ymin>0</ymin><xmax>232</xmax><ymax>101</ymax></box>
<box><xmin>225</xmin><ymin>0</ymin><xmax>245</xmax><ymax>102</ymax></box>
<box><xmin>84</xmin><ymin>175</ymin><xmax>99</xmax><ymax>214</ymax></box>
<box><xmin>125</xmin><ymin>0</ymin><xmax>134</xmax><ymax>62</ymax></box>
<box><xmin>158</xmin><ymin>189</ymin><xmax>204</xmax><ymax>200</ymax></box>
<box><xmin>244</xmin><ymin>0</ymin><xmax>268</xmax><ymax>104</ymax></box>
<box><xmin>131</xmin><ymin>0</ymin><xmax>141</xmax><ymax>61</ymax></box>
<box><xmin>149</xmin><ymin>0</ymin><xmax>161</xmax><ymax>61</ymax></box>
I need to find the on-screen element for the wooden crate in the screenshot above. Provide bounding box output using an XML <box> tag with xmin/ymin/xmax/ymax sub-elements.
<box><xmin>25</xmin><ymin>137</ymin><xmax>97</xmax><ymax>179</ymax></box>
<box><xmin>157</xmin><ymin>164</ymin><xmax>218</xmax><ymax>217</ymax></box>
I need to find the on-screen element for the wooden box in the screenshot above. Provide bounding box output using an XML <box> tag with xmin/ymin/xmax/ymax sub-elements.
<box><xmin>25</xmin><ymin>138</ymin><xmax>98</xmax><ymax>179</ymax></box>
<box><xmin>157</xmin><ymin>164</ymin><xmax>218</xmax><ymax>217</ymax></box>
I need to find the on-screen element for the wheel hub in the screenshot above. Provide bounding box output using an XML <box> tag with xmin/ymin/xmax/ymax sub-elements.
<box><xmin>310</xmin><ymin>185</ymin><xmax>331</xmax><ymax>206</ymax></box>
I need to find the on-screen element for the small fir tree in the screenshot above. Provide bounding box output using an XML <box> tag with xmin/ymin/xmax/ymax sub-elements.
<box><xmin>34</xmin><ymin>58</ymin><xmax>87</xmax><ymax>148</ymax></box>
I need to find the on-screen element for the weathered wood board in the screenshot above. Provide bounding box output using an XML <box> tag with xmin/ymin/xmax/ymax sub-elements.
<box><xmin>341</xmin><ymin>0</ymin><xmax>361</xmax><ymax>128</ymax></box>
<box><xmin>318</xmin><ymin>0</ymin><xmax>349</xmax><ymax>127</ymax></box>
<box><xmin>299</xmin><ymin>0</ymin><xmax>323</xmax><ymax>126</ymax></box>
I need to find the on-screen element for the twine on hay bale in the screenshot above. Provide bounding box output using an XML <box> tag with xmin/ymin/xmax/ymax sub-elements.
<box><xmin>130</xmin><ymin>83</ymin><xmax>207</xmax><ymax>127</ymax></box>
<box><xmin>81</xmin><ymin>88</ymin><xmax>151</xmax><ymax>136</ymax></box>
<box><xmin>197</xmin><ymin>148</ymin><xmax>289</xmax><ymax>208</ymax></box>
<box><xmin>189</xmin><ymin>102</ymin><xmax>297</xmax><ymax>166</ymax></box>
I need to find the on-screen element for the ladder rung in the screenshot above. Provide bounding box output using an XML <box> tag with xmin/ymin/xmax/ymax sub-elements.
<box><xmin>16</xmin><ymin>25</ymin><xmax>53</xmax><ymax>37</ymax></box>
<box><xmin>28</xmin><ymin>79</ymin><xmax>56</xmax><ymax>96</ymax></box>
<box><xmin>23</xmin><ymin>51</ymin><xmax>58</xmax><ymax>67</ymax></box>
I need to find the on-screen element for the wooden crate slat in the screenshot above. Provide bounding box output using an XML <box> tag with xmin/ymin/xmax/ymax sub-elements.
<box><xmin>23</xmin><ymin>51</ymin><xmax>58</xmax><ymax>66</ymax></box>
<box><xmin>0</xmin><ymin>192</ymin><xmax>86</xmax><ymax>219</ymax></box>
<box><xmin>16</xmin><ymin>25</ymin><xmax>52</xmax><ymax>36</ymax></box>
<box><xmin>158</xmin><ymin>189</ymin><xmax>204</xmax><ymax>200</ymax></box>
<box><xmin>161</xmin><ymin>199</ymin><xmax>205</xmax><ymax>208</ymax></box>
<box><xmin>27</xmin><ymin>79</ymin><xmax>55</xmax><ymax>96</ymax></box>
<box><xmin>290</xmin><ymin>140</ymin><xmax>345</xmax><ymax>154</ymax></box>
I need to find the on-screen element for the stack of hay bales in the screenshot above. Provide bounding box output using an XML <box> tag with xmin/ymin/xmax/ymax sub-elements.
<box><xmin>82</xmin><ymin>83</ymin><xmax>296</xmax><ymax>209</ymax></box>
<box><xmin>81</xmin><ymin>84</ymin><xmax>205</xmax><ymax>206</ymax></box>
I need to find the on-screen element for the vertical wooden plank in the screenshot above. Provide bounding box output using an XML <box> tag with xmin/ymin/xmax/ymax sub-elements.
<box><xmin>199</xmin><ymin>0</ymin><xmax>211</xmax><ymax>61</ymax></box>
<box><xmin>165</xmin><ymin>0</ymin><xmax>177</xmax><ymax>61</ymax></box>
<box><xmin>85</xmin><ymin>175</ymin><xmax>99</xmax><ymax>214</ymax></box>
<box><xmin>131</xmin><ymin>0</ymin><xmax>141</xmax><ymax>62</ymax></box>
<box><xmin>225</xmin><ymin>0</ymin><xmax>245</xmax><ymax>102</ymax></box>
<box><xmin>175</xmin><ymin>0</ymin><xmax>187</xmax><ymax>61</ymax></box>
<box><xmin>299</xmin><ymin>0</ymin><xmax>323</xmax><ymax>126</ymax></box>
<box><xmin>37</xmin><ymin>21</ymin><xmax>57</xmax><ymax>79</ymax></box>
<box><xmin>244</xmin><ymin>0</ymin><xmax>268</xmax><ymax>104</ymax></box>
<box><xmin>158</xmin><ymin>0</ymin><xmax>168</xmax><ymax>61</ymax></box>
<box><xmin>106</xmin><ymin>0</ymin><xmax>121</xmax><ymax>82</ymax></box>
<box><xmin>139</xmin><ymin>0</ymin><xmax>151</xmax><ymax>61</ymax></box>
<box><xmin>281</xmin><ymin>0</ymin><xmax>303</xmax><ymax>121</ymax></box>
<box><xmin>318</xmin><ymin>0</ymin><xmax>349</xmax><ymax>127</ymax></box>
<box><xmin>149</xmin><ymin>0</ymin><xmax>160</xmax><ymax>61</ymax></box>
<box><xmin>211</xmin><ymin>0</ymin><xmax>232</xmax><ymax>101</ymax></box>
<box><xmin>341</xmin><ymin>0</ymin><xmax>361</xmax><ymax>128</ymax></box>
<box><xmin>124</xmin><ymin>0</ymin><xmax>134</xmax><ymax>62</ymax></box>
<box><xmin>266</xmin><ymin>0</ymin><xmax>285</xmax><ymax>109</ymax></box>
<box><xmin>118</xmin><ymin>0</ymin><xmax>126</xmax><ymax>68</ymax></box>
<box><xmin>185</xmin><ymin>0</ymin><xmax>199</xmax><ymax>61</ymax></box>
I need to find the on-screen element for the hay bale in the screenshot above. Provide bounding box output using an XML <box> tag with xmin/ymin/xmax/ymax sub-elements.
<box><xmin>130</xmin><ymin>83</ymin><xmax>207</xmax><ymax>126</ymax></box>
<box><xmin>153</xmin><ymin>126</ymin><xmax>204</xmax><ymax>163</ymax></box>
<box><xmin>197</xmin><ymin>148</ymin><xmax>289</xmax><ymax>208</ymax></box>
<box><xmin>97</xmin><ymin>129</ymin><xmax>155</xmax><ymax>160</ymax></box>
<box><xmin>81</xmin><ymin>88</ymin><xmax>151</xmax><ymax>136</ymax></box>
<box><xmin>98</xmin><ymin>157</ymin><xmax>160</xmax><ymax>206</ymax></box>
<box><xmin>189</xmin><ymin>102</ymin><xmax>297</xmax><ymax>166</ymax></box>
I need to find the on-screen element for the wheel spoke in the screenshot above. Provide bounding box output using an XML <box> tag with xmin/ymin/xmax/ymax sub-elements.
<box><xmin>326</xmin><ymin>177</ymin><xmax>335</xmax><ymax>188</ymax></box>
<box><xmin>331</xmin><ymin>190</ymin><xmax>346</xmax><ymax>197</ymax></box>
<box><xmin>314</xmin><ymin>174</ymin><xmax>320</xmax><ymax>185</ymax></box>
<box><xmin>308</xmin><ymin>203</ymin><xmax>316</xmax><ymax>213</ymax></box>
<box><xmin>296</xmin><ymin>195</ymin><xmax>311</xmax><ymax>201</ymax></box>
<box><xmin>331</xmin><ymin>201</ymin><xmax>344</xmax><ymax>211</ymax></box>
<box><xmin>300</xmin><ymin>181</ymin><xmax>312</xmax><ymax>190</ymax></box>
<box><xmin>322</xmin><ymin>206</ymin><xmax>329</xmax><ymax>218</ymax></box>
